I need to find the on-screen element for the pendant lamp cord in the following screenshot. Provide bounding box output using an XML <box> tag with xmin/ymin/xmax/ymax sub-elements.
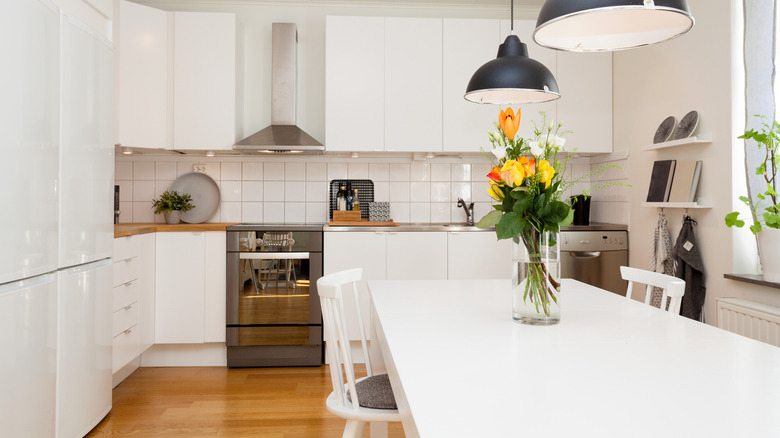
<box><xmin>510</xmin><ymin>0</ymin><xmax>514</xmax><ymax>32</ymax></box>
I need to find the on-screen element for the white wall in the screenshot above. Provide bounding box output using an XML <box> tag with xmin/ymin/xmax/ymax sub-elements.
<box><xmin>614</xmin><ymin>0</ymin><xmax>780</xmax><ymax>323</ymax></box>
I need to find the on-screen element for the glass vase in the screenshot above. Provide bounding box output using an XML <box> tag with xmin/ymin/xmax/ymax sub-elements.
<box><xmin>512</xmin><ymin>229</ymin><xmax>561</xmax><ymax>325</ymax></box>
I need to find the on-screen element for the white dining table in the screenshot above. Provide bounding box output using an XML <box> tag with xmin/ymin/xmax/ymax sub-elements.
<box><xmin>367</xmin><ymin>279</ymin><xmax>780</xmax><ymax>438</ymax></box>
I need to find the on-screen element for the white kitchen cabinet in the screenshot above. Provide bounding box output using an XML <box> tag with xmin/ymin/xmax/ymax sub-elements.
<box><xmin>442</xmin><ymin>19</ymin><xmax>501</xmax><ymax>153</ymax></box>
<box><xmin>155</xmin><ymin>231</ymin><xmax>226</xmax><ymax>344</ymax></box>
<box><xmin>115</xmin><ymin>0</ymin><xmax>168</xmax><ymax>149</ymax></box>
<box><xmin>139</xmin><ymin>233</ymin><xmax>156</xmax><ymax>352</ymax></box>
<box><xmin>384</xmin><ymin>17</ymin><xmax>443</xmax><ymax>152</ymax></box>
<box><xmin>324</xmin><ymin>232</ymin><xmax>386</xmax><ymax>341</ymax></box>
<box><xmin>0</xmin><ymin>274</ymin><xmax>57</xmax><ymax>438</ymax></box>
<box><xmin>172</xmin><ymin>11</ymin><xmax>241</xmax><ymax>150</ymax></box>
<box><xmin>51</xmin><ymin>0</ymin><xmax>112</xmax><ymax>41</ymax></box>
<box><xmin>556</xmin><ymin>51</ymin><xmax>613</xmax><ymax>153</ymax></box>
<box><xmin>325</xmin><ymin>16</ymin><xmax>385</xmax><ymax>152</ymax></box>
<box><xmin>112</xmin><ymin>235</ymin><xmax>140</xmax><ymax>372</ymax></box>
<box><xmin>500</xmin><ymin>20</ymin><xmax>558</xmax><ymax>141</ymax></box>
<box><xmin>204</xmin><ymin>232</ymin><xmax>226</xmax><ymax>342</ymax></box>
<box><xmin>447</xmin><ymin>232</ymin><xmax>513</xmax><ymax>280</ymax></box>
<box><xmin>386</xmin><ymin>232</ymin><xmax>448</xmax><ymax>280</ymax></box>
<box><xmin>57</xmin><ymin>260</ymin><xmax>112</xmax><ymax>438</ymax></box>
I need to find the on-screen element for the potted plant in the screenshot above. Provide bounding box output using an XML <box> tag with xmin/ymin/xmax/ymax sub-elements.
<box><xmin>152</xmin><ymin>189</ymin><xmax>194</xmax><ymax>224</ymax></box>
<box><xmin>725</xmin><ymin>116</ymin><xmax>780</xmax><ymax>281</ymax></box>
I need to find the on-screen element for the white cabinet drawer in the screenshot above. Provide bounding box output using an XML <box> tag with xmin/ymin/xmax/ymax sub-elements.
<box><xmin>112</xmin><ymin>325</ymin><xmax>139</xmax><ymax>372</ymax></box>
<box><xmin>113</xmin><ymin>302</ymin><xmax>139</xmax><ymax>337</ymax></box>
<box><xmin>113</xmin><ymin>235</ymin><xmax>140</xmax><ymax>262</ymax></box>
<box><xmin>113</xmin><ymin>256</ymin><xmax>139</xmax><ymax>287</ymax></box>
<box><xmin>113</xmin><ymin>280</ymin><xmax>139</xmax><ymax>312</ymax></box>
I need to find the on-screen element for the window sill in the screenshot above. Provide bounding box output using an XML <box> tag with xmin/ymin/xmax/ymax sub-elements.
<box><xmin>724</xmin><ymin>273</ymin><xmax>780</xmax><ymax>289</ymax></box>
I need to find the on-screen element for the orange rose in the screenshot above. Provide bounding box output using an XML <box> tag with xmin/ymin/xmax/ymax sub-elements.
<box><xmin>517</xmin><ymin>156</ymin><xmax>536</xmax><ymax>177</ymax></box>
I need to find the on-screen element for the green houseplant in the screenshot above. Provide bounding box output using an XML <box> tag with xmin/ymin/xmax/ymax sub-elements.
<box><xmin>725</xmin><ymin>116</ymin><xmax>780</xmax><ymax>281</ymax></box>
<box><xmin>152</xmin><ymin>190</ymin><xmax>194</xmax><ymax>224</ymax></box>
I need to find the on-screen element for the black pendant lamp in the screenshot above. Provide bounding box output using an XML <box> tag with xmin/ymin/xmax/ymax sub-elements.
<box><xmin>464</xmin><ymin>0</ymin><xmax>560</xmax><ymax>104</ymax></box>
<box><xmin>533</xmin><ymin>0</ymin><xmax>694</xmax><ymax>52</ymax></box>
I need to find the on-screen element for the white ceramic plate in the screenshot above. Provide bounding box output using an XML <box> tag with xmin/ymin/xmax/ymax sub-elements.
<box><xmin>170</xmin><ymin>172</ymin><xmax>220</xmax><ymax>223</ymax></box>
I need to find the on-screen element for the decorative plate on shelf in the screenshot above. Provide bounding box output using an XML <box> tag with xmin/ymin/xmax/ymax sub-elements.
<box><xmin>170</xmin><ymin>172</ymin><xmax>220</xmax><ymax>223</ymax></box>
<box><xmin>653</xmin><ymin>116</ymin><xmax>676</xmax><ymax>143</ymax></box>
<box><xmin>674</xmin><ymin>110</ymin><xmax>699</xmax><ymax>140</ymax></box>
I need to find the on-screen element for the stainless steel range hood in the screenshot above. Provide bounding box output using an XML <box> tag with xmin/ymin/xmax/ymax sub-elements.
<box><xmin>234</xmin><ymin>23</ymin><xmax>324</xmax><ymax>155</ymax></box>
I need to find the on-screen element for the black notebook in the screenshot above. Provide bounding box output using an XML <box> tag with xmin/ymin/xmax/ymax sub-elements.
<box><xmin>646</xmin><ymin>160</ymin><xmax>677</xmax><ymax>202</ymax></box>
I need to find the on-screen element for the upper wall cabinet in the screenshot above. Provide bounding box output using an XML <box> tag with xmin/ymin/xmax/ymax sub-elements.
<box><xmin>52</xmin><ymin>0</ymin><xmax>113</xmax><ymax>41</ymax></box>
<box><xmin>384</xmin><ymin>18</ymin><xmax>443</xmax><ymax>152</ymax></box>
<box><xmin>556</xmin><ymin>52</ymin><xmax>613</xmax><ymax>154</ymax></box>
<box><xmin>172</xmin><ymin>12</ymin><xmax>242</xmax><ymax>150</ymax></box>
<box><xmin>114</xmin><ymin>2</ymin><xmax>242</xmax><ymax>150</ymax></box>
<box><xmin>442</xmin><ymin>19</ymin><xmax>500</xmax><ymax>153</ymax></box>
<box><xmin>325</xmin><ymin>16</ymin><xmax>385</xmax><ymax>152</ymax></box>
<box><xmin>116</xmin><ymin>0</ymin><xmax>168</xmax><ymax>149</ymax></box>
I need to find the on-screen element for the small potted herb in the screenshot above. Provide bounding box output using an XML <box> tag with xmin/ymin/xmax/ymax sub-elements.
<box><xmin>152</xmin><ymin>190</ymin><xmax>194</xmax><ymax>224</ymax></box>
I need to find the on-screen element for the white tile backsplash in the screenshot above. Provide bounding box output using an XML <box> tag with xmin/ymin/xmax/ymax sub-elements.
<box><xmin>116</xmin><ymin>154</ymin><xmax>621</xmax><ymax>225</ymax></box>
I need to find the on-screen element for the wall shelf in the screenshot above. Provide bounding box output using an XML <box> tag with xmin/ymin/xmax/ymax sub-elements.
<box><xmin>642</xmin><ymin>202</ymin><xmax>711</xmax><ymax>209</ymax></box>
<box><xmin>642</xmin><ymin>136</ymin><xmax>711</xmax><ymax>151</ymax></box>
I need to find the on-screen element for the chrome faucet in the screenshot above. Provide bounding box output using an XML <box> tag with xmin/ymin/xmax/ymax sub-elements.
<box><xmin>457</xmin><ymin>198</ymin><xmax>475</xmax><ymax>226</ymax></box>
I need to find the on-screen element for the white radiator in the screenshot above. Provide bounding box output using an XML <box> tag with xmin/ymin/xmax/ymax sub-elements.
<box><xmin>717</xmin><ymin>298</ymin><xmax>780</xmax><ymax>347</ymax></box>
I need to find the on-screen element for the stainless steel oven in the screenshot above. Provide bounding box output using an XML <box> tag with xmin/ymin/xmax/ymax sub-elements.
<box><xmin>226</xmin><ymin>224</ymin><xmax>323</xmax><ymax>367</ymax></box>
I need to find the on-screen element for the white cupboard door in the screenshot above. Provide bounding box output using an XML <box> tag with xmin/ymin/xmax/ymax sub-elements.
<box><xmin>386</xmin><ymin>232</ymin><xmax>448</xmax><ymax>280</ymax></box>
<box><xmin>500</xmin><ymin>20</ymin><xmax>557</xmax><ymax>141</ymax></box>
<box><xmin>442</xmin><ymin>19</ymin><xmax>501</xmax><ymax>153</ymax></box>
<box><xmin>155</xmin><ymin>232</ymin><xmax>205</xmax><ymax>343</ymax></box>
<box><xmin>324</xmin><ymin>232</ymin><xmax>386</xmax><ymax>341</ymax></box>
<box><xmin>173</xmin><ymin>11</ymin><xmax>237</xmax><ymax>150</ymax></box>
<box><xmin>139</xmin><ymin>233</ymin><xmax>156</xmax><ymax>352</ymax></box>
<box><xmin>385</xmin><ymin>17</ymin><xmax>443</xmax><ymax>152</ymax></box>
<box><xmin>60</xmin><ymin>12</ymin><xmax>114</xmax><ymax>269</ymax></box>
<box><xmin>56</xmin><ymin>260</ymin><xmax>112</xmax><ymax>438</ymax></box>
<box><xmin>49</xmin><ymin>0</ymin><xmax>112</xmax><ymax>41</ymax></box>
<box><xmin>116</xmin><ymin>0</ymin><xmax>168</xmax><ymax>148</ymax></box>
<box><xmin>325</xmin><ymin>16</ymin><xmax>385</xmax><ymax>152</ymax></box>
<box><xmin>204</xmin><ymin>232</ymin><xmax>226</xmax><ymax>342</ymax></box>
<box><xmin>0</xmin><ymin>274</ymin><xmax>57</xmax><ymax>438</ymax></box>
<box><xmin>0</xmin><ymin>0</ymin><xmax>60</xmax><ymax>284</ymax></box>
<box><xmin>448</xmin><ymin>232</ymin><xmax>513</xmax><ymax>280</ymax></box>
<box><xmin>556</xmin><ymin>51</ymin><xmax>613</xmax><ymax>153</ymax></box>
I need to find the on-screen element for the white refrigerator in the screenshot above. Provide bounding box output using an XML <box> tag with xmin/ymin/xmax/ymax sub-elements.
<box><xmin>0</xmin><ymin>1</ymin><xmax>114</xmax><ymax>436</ymax></box>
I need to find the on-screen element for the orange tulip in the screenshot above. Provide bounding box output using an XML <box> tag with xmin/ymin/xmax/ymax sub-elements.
<box><xmin>487</xmin><ymin>166</ymin><xmax>502</xmax><ymax>183</ymax></box>
<box><xmin>499</xmin><ymin>108</ymin><xmax>521</xmax><ymax>141</ymax></box>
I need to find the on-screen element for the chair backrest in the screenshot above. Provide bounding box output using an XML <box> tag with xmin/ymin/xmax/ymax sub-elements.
<box><xmin>260</xmin><ymin>231</ymin><xmax>294</xmax><ymax>251</ymax></box>
<box><xmin>317</xmin><ymin>268</ymin><xmax>371</xmax><ymax>410</ymax></box>
<box><xmin>620</xmin><ymin>266</ymin><xmax>685</xmax><ymax>314</ymax></box>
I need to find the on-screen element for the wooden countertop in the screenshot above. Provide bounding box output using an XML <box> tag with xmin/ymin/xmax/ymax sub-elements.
<box><xmin>114</xmin><ymin>223</ymin><xmax>238</xmax><ymax>238</ymax></box>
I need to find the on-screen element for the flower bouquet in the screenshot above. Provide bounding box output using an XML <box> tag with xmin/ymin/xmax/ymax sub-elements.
<box><xmin>476</xmin><ymin>108</ymin><xmax>574</xmax><ymax>325</ymax></box>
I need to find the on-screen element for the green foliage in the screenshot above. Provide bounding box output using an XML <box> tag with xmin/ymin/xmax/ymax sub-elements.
<box><xmin>152</xmin><ymin>190</ymin><xmax>194</xmax><ymax>214</ymax></box>
<box><xmin>726</xmin><ymin>115</ymin><xmax>780</xmax><ymax>234</ymax></box>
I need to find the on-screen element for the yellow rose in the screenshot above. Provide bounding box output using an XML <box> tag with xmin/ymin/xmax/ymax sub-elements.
<box><xmin>538</xmin><ymin>160</ymin><xmax>555</xmax><ymax>188</ymax></box>
<box><xmin>500</xmin><ymin>160</ymin><xmax>525</xmax><ymax>187</ymax></box>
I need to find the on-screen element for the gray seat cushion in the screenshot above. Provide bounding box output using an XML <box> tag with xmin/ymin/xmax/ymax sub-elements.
<box><xmin>346</xmin><ymin>373</ymin><xmax>397</xmax><ymax>409</ymax></box>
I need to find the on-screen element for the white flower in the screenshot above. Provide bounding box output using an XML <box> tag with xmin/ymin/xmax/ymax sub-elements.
<box><xmin>529</xmin><ymin>141</ymin><xmax>544</xmax><ymax>156</ymax></box>
<box><xmin>492</xmin><ymin>146</ymin><xmax>507</xmax><ymax>160</ymax></box>
<box><xmin>552</xmin><ymin>136</ymin><xmax>566</xmax><ymax>147</ymax></box>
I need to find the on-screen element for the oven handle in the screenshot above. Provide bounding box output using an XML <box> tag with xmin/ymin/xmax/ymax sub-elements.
<box><xmin>568</xmin><ymin>251</ymin><xmax>602</xmax><ymax>259</ymax></box>
<box><xmin>239</xmin><ymin>252</ymin><xmax>310</xmax><ymax>260</ymax></box>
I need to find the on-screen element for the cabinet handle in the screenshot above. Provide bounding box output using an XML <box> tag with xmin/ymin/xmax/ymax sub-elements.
<box><xmin>124</xmin><ymin>328</ymin><xmax>132</xmax><ymax>335</ymax></box>
<box><xmin>124</xmin><ymin>304</ymin><xmax>132</xmax><ymax>311</ymax></box>
<box><xmin>124</xmin><ymin>258</ymin><xmax>131</xmax><ymax>263</ymax></box>
<box><xmin>124</xmin><ymin>281</ymin><xmax>132</xmax><ymax>287</ymax></box>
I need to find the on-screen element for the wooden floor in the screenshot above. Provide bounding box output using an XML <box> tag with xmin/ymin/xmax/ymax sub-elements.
<box><xmin>86</xmin><ymin>366</ymin><xmax>406</xmax><ymax>437</ymax></box>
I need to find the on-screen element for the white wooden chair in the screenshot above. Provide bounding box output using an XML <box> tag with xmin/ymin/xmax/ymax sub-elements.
<box><xmin>317</xmin><ymin>268</ymin><xmax>401</xmax><ymax>438</ymax></box>
<box><xmin>620</xmin><ymin>266</ymin><xmax>685</xmax><ymax>314</ymax></box>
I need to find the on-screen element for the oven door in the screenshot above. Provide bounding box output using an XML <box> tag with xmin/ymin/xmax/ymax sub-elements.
<box><xmin>226</xmin><ymin>249</ymin><xmax>322</xmax><ymax>347</ymax></box>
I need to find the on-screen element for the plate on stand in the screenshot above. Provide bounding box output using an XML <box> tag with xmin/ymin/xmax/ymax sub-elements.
<box><xmin>654</xmin><ymin>116</ymin><xmax>676</xmax><ymax>143</ymax></box>
<box><xmin>170</xmin><ymin>172</ymin><xmax>220</xmax><ymax>223</ymax></box>
<box><xmin>674</xmin><ymin>110</ymin><xmax>699</xmax><ymax>140</ymax></box>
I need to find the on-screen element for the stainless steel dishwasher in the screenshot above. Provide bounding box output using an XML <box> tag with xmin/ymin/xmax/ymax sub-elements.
<box><xmin>560</xmin><ymin>229</ymin><xmax>628</xmax><ymax>296</ymax></box>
